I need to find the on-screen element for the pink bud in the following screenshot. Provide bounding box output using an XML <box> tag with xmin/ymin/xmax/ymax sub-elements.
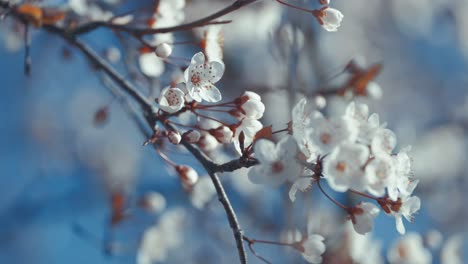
<box><xmin>183</xmin><ymin>130</ymin><xmax>201</xmax><ymax>143</ymax></box>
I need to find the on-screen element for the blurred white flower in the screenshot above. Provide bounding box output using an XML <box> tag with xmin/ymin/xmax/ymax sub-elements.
<box><xmin>441</xmin><ymin>234</ymin><xmax>464</xmax><ymax>264</ymax></box>
<box><xmin>190</xmin><ymin>176</ymin><xmax>216</xmax><ymax>209</ymax></box>
<box><xmin>138</xmin><ymin>208</ymin><xmax>186</xmax><ymax>264</ymax></box>
<box><xmin>387</xmin><ymin>233</ymin><xmax>432</xmax><ymax>264</ymax></box>
<box><xmin>155</xmin><ymin>43</ymin><xmax>173</xmax><ymax>58</ymax></box>
<box><xmin>349</xmin><ymin>202</ymin><xmax>380</xmax><ymax>235</ymax></box>
<box><xmin>296</xmin><ymin>234</ymin><xmax>326</xmax><ymax>263</ymax></box>
<box><xmin>139</xmin><ymin>53</ymin><xmax>165</xmax><ymax>77</ymax></box>
<box><xmin>140</xmin><ymin>192</ymin><xmax>167</xmax><ymax>214</ymax></box>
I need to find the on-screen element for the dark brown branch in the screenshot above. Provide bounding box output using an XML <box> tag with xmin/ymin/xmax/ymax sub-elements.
<box><xmin>214</xmin><ymin>157</ymin><xmax>259</xmax><ymax>173</ymax></box>
<box><xmin>71</xmin><ymin>0</ymin><xmax>258</xmax><ymax>36</ymax></box>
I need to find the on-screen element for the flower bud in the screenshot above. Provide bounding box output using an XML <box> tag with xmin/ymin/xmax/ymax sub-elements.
<box><xmin>155</xmin><ymin>43</ymin><xmax>173</xmax><ymax>58</ymax></box>
<box><xmin>175</xmin><ymin>165</ymin><xmax>199</xmax><ymax>189</ymax></box>
<box><xmin>211</xmin><ymin>126</ymin><xmax>234</xmax><ymax>143</ymax></box>
<box><xmin>139</xmin><ymin>192</ymin><xmax>167</xmax><ymax>214</ymax></box>
<box><xmin>168</xmin><ymin>131</ymin><xmax>181</xmax><ymax>145</ymax></box>
<box><xmin>183</xmin><ymin>130</ymin><xmax>201</xmax><ymax>143</ymax></box>
<box><xmin>198</xmin><ymin>133</ymin><xmax>219</xmax><ymax>152</ymax></box>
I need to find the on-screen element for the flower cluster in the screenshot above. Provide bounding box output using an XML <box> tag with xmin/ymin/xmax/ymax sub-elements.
<box><xmin>248</xmin><ymin>98</ymin><xmax>421</xmax><ymax>235</ymax></box>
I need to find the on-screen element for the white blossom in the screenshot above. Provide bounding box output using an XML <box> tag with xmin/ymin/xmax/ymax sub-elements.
<box><xmin>233</xmin><ymin>118</ymin><xmax>263</xmax><ymax>155</ymax></box>
<box><xmin>298</xmin><ymin>234</ymin><xmax>326</xmax><ymax>263</ymax></box>
<box><xmin>323</xmin><ymin>142</ymin><xmax>369</xmax><ymax>192</ymax></box>
<box><xmin>234</xmin><ymin>91</ymin><xmax>265</xmax><ymax>120</ymax></box>
<box><xmin>139</xmin><ymin>52</ymin><xmax>165</xmax><ymax>77</ymax></box>
<box><xmin>190</xmin><ymin>176</ymin><xmax>216</xmax><ymax>209</ymax></box>
<box><xmin>310</xmin><ymin>112</ymin><xmax>359</xmax><ymax>154</ymax></box>
<box><xmin>291</xmin><ymin>98</ymin><xmax>320</xmax><ymax>161</ymax></box>
<box><xmin>387</xmin><ymin>233</ymin><xmax>432</xmax><ymax>264</ymax></box>
<box><xmin>184</xmin><ymin>52</ymin><xmax>225</xmax><ymax>102</ymax></box>
<box><xmin>350</xmin><ymin>202</ymin><xmax>380</xmax><ymax>235</ymax></box>
<box><xmin>441</xmin><ymin>234</ymin><xmax>464</xmax><ymax>264</ymax></box>
<box><xmin>316</xmin><ymin>7</ymin><xmax>344</xmax><ymax>32</ymax></box>
<box><xmin>248</xmin><ymin>136</ymin><xmax>301</xmax><ymax>186</ymax></box>
<box><xmin>158</xmin><ymin>86</ymin><xmax>185</xmax><ymax>113</ymax></box>
<box><xmin>141</xmin><ymin>192</ymin><xmax>167</xmax><ymax>214</ymax></box>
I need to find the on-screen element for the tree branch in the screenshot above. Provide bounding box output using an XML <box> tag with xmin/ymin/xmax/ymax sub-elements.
<box><xmin>71</xmin><ymin>0</ymin><xmax>259</xmax><ymax>36</ymax></box>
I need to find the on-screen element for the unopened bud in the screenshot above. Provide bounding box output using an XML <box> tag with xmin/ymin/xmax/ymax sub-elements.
<box><xmin>139</xmin><ymin>192</ymin><xmax>166</xmax><ymax>214</ymax></box>
<box><xmin>168</xmin><ymin>131</ymin><xmax>182</xmax><ymax>144</ymax></box>
<box><xmin>175</xmin><ymin>165</ymin><xmax>199</xmax><ymax>189</ymax></box>
<box><xmin>211</xmin><ymin>126</ymin><xmax>234</xmax><ymax>143</ymax></box>
<box><xmin>155</xmin><ymin>43</ymin><xmax>173</xmax><ymax>58</ymax></box>
<box><xmin>183</xmin><ymin>130</ymin><xmax>201</xmax><ymax>143</ymax></box>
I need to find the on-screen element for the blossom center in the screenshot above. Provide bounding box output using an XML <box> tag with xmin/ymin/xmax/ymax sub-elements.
<box><xmin>191</xmin><ymin>74</ymin><xmax>201</xmax><ymax>85</ymax></box>
<box><xmin>336</xmin><ymin>161</ymin><xmax>347</xmax><ymax>172</ymax></box>
<box><xmin>271</xmin><ymin>161</ymin><xmax>284</xmax><ymax>173</ymax></box>
<box><xmin>320</xmin><ymin>133</ymin><xmax>332</xmax><ymax>144</ymax></box>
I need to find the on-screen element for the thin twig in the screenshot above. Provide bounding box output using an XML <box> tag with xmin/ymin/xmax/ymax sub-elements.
<box><xmin>23</xmin><ymin>22</ymin><xmax>31</xmax><ymax>75</ymax></box>
<box><xmin>72</xmin><ymin>0</ymin><xmax>258</xmax><ymax>36</ymax></box>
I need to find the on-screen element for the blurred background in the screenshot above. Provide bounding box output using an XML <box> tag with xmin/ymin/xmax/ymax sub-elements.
<box><xmin>0</xmin><ymin>0</ymin><xmax>467</xmax><ymax>263</ymax></box>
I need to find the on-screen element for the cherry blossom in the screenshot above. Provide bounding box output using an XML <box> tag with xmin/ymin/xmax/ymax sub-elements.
<box><xmin>233</xmin><ymin>118</ymin><xmax>263</xmax><ymax>154</ymax></box>
<box><xmin>233</xmin><ymin>91</ymin><xmax>265</xmax><ymax>120</ymax></box>
<box><xmin>441</xmin><ymin>234</ymin><xmax>464</xmax><ymax>264</ymax></box>
<box><xmin>248</xmin><ymin>136</ymin><xmax>301</xmax><ymax>186</ymax></box>
<box><xmin>323</xmin><ymin>142</ymin><xmax>369</xmax><ymax>192</ymax></box>
<box><xmin>387</xmin><ymin>233</ymin><xmax>432</xmax><ymax>264</ymax></box>
<box><xmin>184</xmin><ymin>52</ymin><xmax>225</xmax><ymax>102</ymax></box>
<box><xmin>296</xmin><ymin>234</ymin><xmax>326</xmax><ymax>263</ymax></box>
<box><xmin>365</xmin><ymin>154</ymin><xmax>397</xmax><ymax>197</ymax></box>
<box><xmin>291</xmin><ymin>98</ymin><xmax>320</xmax><ymax>161</ymax></box>
<box><xmin>190</xmin><ymin>175</ymin><xmax>216</xmax><ymax>209</ymax></box>
<box><xmin>311</xmin><ymin>113</ymin><xmax>359</xmax><ymax>153</ymax></box>
<box><xmin>314</xmin><ymin>7</ymin><xmax>344</xmax><ymax>32</ymax></box>
<box><xmin>140</xmin><ymin>192</ymin><xmax>167</xmax><ymax>214</ymax></box>
<box><xmin>139</xmin><ymin>52</ymin><xmax>165</xmax><ymax>77</ymax></box>
<box><xmin>380</xmin><ymin>188</ymin><xmax>421</xmax><ymax>235</ymax></box>
<box><xmin>349</xmin><ymin>202</ymin><xmax>380</xmax><ymax>235</ymax></box>
<box><xmin>157</xmin><ymin>86</ymin><xmax>185</xmax><ymax>113</ymax></box>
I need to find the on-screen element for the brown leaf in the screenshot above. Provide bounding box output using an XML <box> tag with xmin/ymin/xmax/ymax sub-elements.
<box><xmin>349</xmin><ymin>63</ymin><xmax>382</xmax><ymax>95</ymax></box>
<box><xmin>17</xmin><ymin>4</ymin><xmax>66</xmax><ymax>27</ymax></box>
<box><xmin>17</xmin><ymin>4</ymin><xmax>43</xmax><ymax>27</ymax></box>
<box><xmin>253</xmin><ymin>125</ymin><xmax>273</xmax><ymax>142</ymax></box>
<box><xmin>41</xmin><ymin>8</ymin><xmax>66</xmax><ymax>25</ymax></box>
